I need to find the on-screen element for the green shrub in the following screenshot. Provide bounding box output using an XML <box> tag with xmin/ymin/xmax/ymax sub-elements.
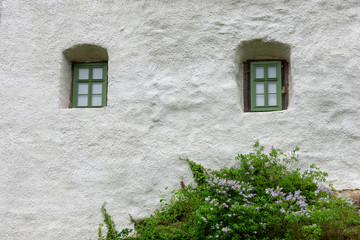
<box><xmin>98</xmin><ymin>142</ymin><xmax>360</xmax><ymax>239</ymax></box>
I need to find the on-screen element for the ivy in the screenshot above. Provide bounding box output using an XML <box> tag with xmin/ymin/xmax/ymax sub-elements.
<box><xmin>181</xmin><ymin>157</ymin><xmax>207</xmax><ymax>186</ymax></box>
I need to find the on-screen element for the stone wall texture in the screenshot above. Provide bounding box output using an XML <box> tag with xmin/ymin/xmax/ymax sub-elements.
<box><xmin>0</xmin><ymin>0</ymin><xmax>359</xmax><ymax>239</ymax></box>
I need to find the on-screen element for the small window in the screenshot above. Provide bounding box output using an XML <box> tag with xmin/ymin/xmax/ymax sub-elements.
<box><xmin>72</xmin><ymin>62</ymin><xmax>107</xmax><ymax>108</ymax></box>
<box><xmin>243</xmin><ymin>60</ymin><xmax>289</xmax><ymax>112</ymax></box>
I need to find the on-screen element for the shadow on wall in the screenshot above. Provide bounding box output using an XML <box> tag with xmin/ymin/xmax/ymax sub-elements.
<box><xmin>60</xmin><ymin>44</ymin><xmax>108</xmax><ymax>108</ymax></box>
<box><xmin>234</xmin><ymin>39</ymin><xmax>292</xmax><ymax>111</ymax></box>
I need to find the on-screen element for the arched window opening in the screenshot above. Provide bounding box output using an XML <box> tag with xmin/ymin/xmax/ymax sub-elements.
<box><xmin>236</xmin><ymin>39</ymin><xmax>291</xmax><ymax>112</ymax></box>
<box><xmin>60</xmin><ymin>44</ymin><xmax>108</xmax><ymax>108</ymax></box>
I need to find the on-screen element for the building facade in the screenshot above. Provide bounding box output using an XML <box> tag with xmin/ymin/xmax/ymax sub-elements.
<box><xmin>0</xmin><ymin>0</ymin><xmax>359</xmax><ymax>239</ymax></box>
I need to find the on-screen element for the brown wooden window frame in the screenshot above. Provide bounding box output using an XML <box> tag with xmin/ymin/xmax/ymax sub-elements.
<box><xmin>243</xmin><ymin>59</ymin><xmax>289</xmax><ymax>112</ymax></box>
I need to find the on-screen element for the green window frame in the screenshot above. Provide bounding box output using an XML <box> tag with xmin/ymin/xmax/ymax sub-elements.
<box><xmin>72</xmin><ymin>62</ymin><xmax>108</xmax><ymax>108</ymax></box>
<box><xmin>250</xmin><ymin>61</ymin><xmax>282</xmax><ymax>111</ymax></box>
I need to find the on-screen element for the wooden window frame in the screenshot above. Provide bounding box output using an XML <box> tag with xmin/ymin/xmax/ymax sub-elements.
<box><xmin>72</xmin><ymin>62</ymin><xmax>108</xmax><ymax>108</ymax></box>
<box><xmin>243</xmin><ymin>59</ymin><xmax>289</xmax><ymax>112</ymax></box>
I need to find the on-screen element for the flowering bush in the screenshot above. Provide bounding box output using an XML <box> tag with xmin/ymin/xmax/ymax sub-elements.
<box><xmin>99</xmin><ymin>142</ymin><xmax>360</xmax><ymax>239</ymax></box>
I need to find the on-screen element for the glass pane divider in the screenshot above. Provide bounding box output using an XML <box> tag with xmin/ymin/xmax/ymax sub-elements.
<box><xmin>88</xmin><ymin>82</ymin><xmax>92</xmax><ymax>106</ymax></box>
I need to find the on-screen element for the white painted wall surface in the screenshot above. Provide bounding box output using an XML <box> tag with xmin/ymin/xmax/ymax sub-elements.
<box><xmin>0</xmin><ymin>0</ymin><xmax>359</xmax><ymax>239</ymax></box>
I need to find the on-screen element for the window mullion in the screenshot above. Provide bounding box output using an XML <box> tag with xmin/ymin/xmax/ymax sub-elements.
<box><xmin>264</xmin><ymin>67</ymin><xmax>268</xmax><ymax>107</ymax></box>
<box><xmin>88</xmin><ymin>67</ymin><xmax>93</xmax><ymax>107</ymax></box>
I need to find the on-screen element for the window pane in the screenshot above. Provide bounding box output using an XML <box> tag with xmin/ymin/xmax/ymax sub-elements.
<box><xmin>91</xmin><ymin>95</ymin><xmax>102</xmax><ymax>106</ymax></box>
<box><xmin>92</xmin><ymin>83</ymin><xmax>103</xmax><ymax>94</ymax></box>
<box><xmin>77</xmin><ymin>95</ymin><xmax>88</xmax><ymax>106</ymax></box>
<box><xmin>256</xmin><ymin>82</ymin><xmax>264</xmax><ymax>94</ymax></box>
<box><xmin>78</xmin><ymin>68</ymin><xmax>89</xmax><ymax>80</ymax></box>
<box><xmin>256</xmin><ymin>95</ymin><xmax>264</xmax><ymax>106</ymax></box>
<box><xmin>268</xmin><ymin>82</ymin><xmax>277</xmax><ymax>94</ymax></box>
<box><xmin>92</xmin><ymin>68</ymin><xmax>103</xmax><ymax>79</ymax></box>
<box><xmin>268</xmin><ymin>94</ymin><xmax>277</xmax><ymax>106</ymax></box>
<box><xmin>255</xmin><ymin>67</ymin><xmax>264</xmax><ymax>79</ymax></box>
<box><xmin>268</xmin><ymin>66</ymin><xmax>276</xmax><ymax>78</ymax></box>
<box><xmin>78</xmin><ymin>83</ymin><xmax>88</xmax><ymax>94</ymax></box>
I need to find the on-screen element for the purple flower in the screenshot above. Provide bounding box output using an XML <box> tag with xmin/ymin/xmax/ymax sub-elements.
<box><xmin>315</xmin><ymin>184</ymin><xmax>333</xmax><ymax>196</ymax></box>
<box><xmin>249</xmin><ymin>165</ymin><xmax>254</xmax><ymax>171</ymax></box>
<box><xmin>305</xmin><ymin>168</ymin><xmax>317</xmax><ymax>174</ymax></box>
<box><xmin>286</xmin><ymin>193</ymin><xmax>293</xmax><ymax>201</ymax></box>
<box><xmin>272</xmin><ymin>192</ymin><xmax>279</xmax><ymax>198</ymax></box>
<box><xmin>294</xmin><ymin>190</ymin><xmax>302</xmax><ymax>196</ymax></box>
<box><xmin>260</xmin><ymin>222</ymin><xmax>267</xmax><ymax>229</ymax></box>
<box><xmin>222</xmin><ymin>227</ymin><xmax>231</xmax><ymax>233</ymax></box>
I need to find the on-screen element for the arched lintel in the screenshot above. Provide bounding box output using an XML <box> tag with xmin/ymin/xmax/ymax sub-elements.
<box><xmin>236</xmin><ymin>39</ymin><xmax>291</xmax><ymax>64</ymax></box>
<box><xmin>63</xmin><ymin>44</ymin><xmax>108</xmax><ymax>62</ymax></box>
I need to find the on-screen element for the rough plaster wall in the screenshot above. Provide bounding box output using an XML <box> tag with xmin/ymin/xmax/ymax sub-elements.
<box><xmin>0</xmin><ymin>0</ymin><xmax>359</xmax><ymax>239</ymax></box>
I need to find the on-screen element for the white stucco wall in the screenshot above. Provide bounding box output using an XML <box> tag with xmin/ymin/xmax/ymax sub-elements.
<box><xmin>0</xmin><ymin>0</ymin><xmax>359</xmax><ymax>239</ymax></box>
